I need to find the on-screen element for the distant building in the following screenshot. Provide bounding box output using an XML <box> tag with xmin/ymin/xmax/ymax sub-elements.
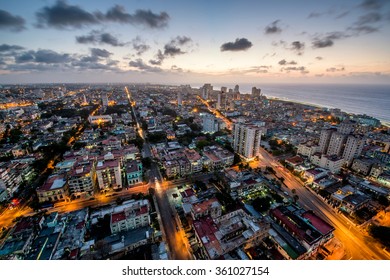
<box><xmin>102</xmin><ymin>93</ymin><xmax>108</xmax><ymax>107</ymax></box>
<box><xmin>251</xmin><ymin>87</ymin><xmax>261</xmax><ymax>97</ymax></box>
<box><xmin>233</xmin><ymin>123</ymin><xmax>262</xmax><ymax>160</ymax></box>
<box><xmin>202</xmin><ymin>113</ymin><xmax>219</xmax><ymax>133</ymax></box>
<box><xmin>216</xmin><ymin>92</ymin><xmax>221</xmax><ymax>110</ymax></box>
<box><xmin>177</xmin><ymin>92</ymin><xmax>183</xmax><ymax>107</ymax></box>
<box><xmin>88</xmin><ymin>115</ymin><xmax>113</xmax><ymax>124</ymax></box>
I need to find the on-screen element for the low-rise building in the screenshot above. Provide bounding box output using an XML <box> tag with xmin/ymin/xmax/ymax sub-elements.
<box><xmin>191</xmin><ymin>198</ymin><xmax>222</xmax><ymax>220</ymax></box>
<box><xmin>125</xmin><ymin>160</ymin><xmax>142</xmax><ymax>186</ymax></box>
<box><xmin>110</xmin><ymin>199</ymin><xmax>150</xmax><ymax>234</ymax></box>
<box><xmin>36</xmin><ymin>174</ymin><xmax>68</xmax><ymax>203</ymax></box>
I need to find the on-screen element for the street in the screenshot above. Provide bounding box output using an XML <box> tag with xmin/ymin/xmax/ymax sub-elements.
<box><xmin>256</xmin><ymin>147</ymin><xmax>389</xmax><ymax>260</ymax></box>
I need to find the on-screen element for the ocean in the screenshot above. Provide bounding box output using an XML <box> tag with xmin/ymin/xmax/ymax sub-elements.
<box><xmin>211</xmin><ymin>83</ymin><xmax>390</xmax><ymax>125</ymax></box>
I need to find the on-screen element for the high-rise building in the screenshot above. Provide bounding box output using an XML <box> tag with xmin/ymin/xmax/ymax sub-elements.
<box><xmin>319</xmin><ymin>128</ymin><xmax>336</xmax><ymax>154</ymax></box>
<box><xmin>202</xmin><ymin>113</ymin><xmax>219</xmax><ymax>133</ymax></box>
<box><xmin>342</xmin><ymin>135</ymin><xmax>365</xmax><ymax>165</ymax></box>
<box><xmin>338</xmin><ymin>120</ymin><xmax>356</xmax><ymax>134</ymax></box>
<box><xmin>95</xmin><ymin>158</ymin><xmax>122</xmax><ymax>191</ymax></box>
<box><xmin>234</xmin><ymin>85</ymin><xmax>239</xmax><ymax>93</ymax></box>
<box><xmin>327</xmin><ymin>132</ymin><xmax>347</xmax><ymax>156</ymax></box>
<box><xmin>177</xmin><ymin>92</ymin><xmax>183</xmax><ymax>107</ymax></box>
<box><xmin>233</xmin><ymin>123</ymin><xmax>262</xmax><ymax>160</ymax></box>
<box><xmin>252</xmin><ymin>87</ymin><xmax>261</xmax><ymax>97</ymax></box>
<box><xmin>102</xmin><ymin>92</ymin><xmax>108</xmax><ymax>107</ymax></box>
<box><xmin>221</xmin><ymin>86</ymin><xmax>227</xmax><ymax>93</ymax></box>
<box><xmin>216</xmin><ymin>92</ymin><xmax>221</xmax><ymax>110</ymax></box>
<box><xmin>201</xmin><ymin>83</ymin><xmax>213</xmax><ymax>100</ymax></box>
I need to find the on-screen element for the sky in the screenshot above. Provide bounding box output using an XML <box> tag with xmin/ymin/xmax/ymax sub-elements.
<box><xmin>1</xmin><ymin>0</ymin><xmax>390</xmax><ymax>85</ymax></box>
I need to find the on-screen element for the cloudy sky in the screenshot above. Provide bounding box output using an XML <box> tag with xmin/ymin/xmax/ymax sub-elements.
<box><xmin>1</xmin><ymin>0</ymin><xmax>390</xmax><ymax>84</ymax></box>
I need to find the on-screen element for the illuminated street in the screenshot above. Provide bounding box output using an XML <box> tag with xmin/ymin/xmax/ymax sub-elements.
<box><xmin>255</xmin><ymin>148</ymin><xmax>389</xmax><ymax>260</ymax></box>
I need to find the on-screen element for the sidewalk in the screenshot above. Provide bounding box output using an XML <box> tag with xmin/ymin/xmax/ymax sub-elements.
<box><xmin>325</xmin><ymin>238</ymin><xmax>345</xmax><ymax>260</ymax></box>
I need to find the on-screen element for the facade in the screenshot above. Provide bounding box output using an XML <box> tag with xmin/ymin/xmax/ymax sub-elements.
<box><xmin>177</xmin><ymin>92</ymin><xmax>182</xmax><ymax>107</ymax></box>
<box><xmin>327</xmin><ymin>132</ymin><xmax>347</xmax><ymax>156</ymax></box>
<box><xmin>318</xmin><ymin>128</ymin><xmax>335</xmax><ymax>154</ymax></box>
<box><xmin>67</xmin><ymin>159</ymin><xmax>96</xmax><ymax>198</ymax></box>
<box><xmin>88</xmin><ymin>115</ymin><xmax>113</xmax><ymax>124</ymax></box>
<box><xmin>319</xmin><ymin>154</ymin><xmax>345</xmax><ymax>174</ymax></box>
<box><xmin>191</xmin><ymin>198</ymin><xmax>222</xmax><ymax>220</ymax></box>
<box><xmin>233</xmin><ymin>123</ymin><xmax>262</xmax><ymax>160</ymax></box>
<box><xmin>125</xmin><ymin>160</ymin><xmax>142</xmax><ymax>186</ymax></box>
<box><xmin>102</xmin><ymin>93</ymin><xmax>108</xmax><ymax>107</ymax></box>
<box><xmin>342</xmin><ymin>135</ymin><xmax>365</xmax><ymax>165</ymax></box>
<box><xmin>202</xmin><ymin>113</ymin><xmax>219</xmax><ymax>134</ymax></box>
<box><xmin>95</xmin><ymin>159</ymin><xmax>122</xmax><ymax>191</ymax></box>
<box><xmin>110</xmin><ymin>200</ymin><xmax>150</xmax><ymax>234</ymax></box>
<box><xmin>297</xmin><ymin>143</ymin><xmax>318</xmax><ymax>158</ymax></box>
<box><xmin>36</xmin><ymin>174</ymin><xmax>69</xmax><ymax>203</ymax></box>
<box><xmin>184</xmin><ymin>149</ymin><xmax>203</xmax><ymax>173</ymax></box>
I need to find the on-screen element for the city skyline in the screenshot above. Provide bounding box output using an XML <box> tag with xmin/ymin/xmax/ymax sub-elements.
<box><xmin>1</xmin><ymin>0</ymin><xmax>390</xmax><ymax>84</ymax></box>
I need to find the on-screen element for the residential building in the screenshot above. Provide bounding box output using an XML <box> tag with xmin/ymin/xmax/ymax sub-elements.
<box><xmin>67</xmin><ymin>159</ymin><xmax>96</xmax><ymax>198</ymax></box>
<box><xmin>36</xmin><ymin>174</ymin><xmax>69</xmax><ymax>203</ymax></box>
<box><xmin>110</xmin><ymin>199</ymin><xmax>150</xmax><ymax>234</ymax></box>
<box><xmin>327</xmin><ymin>132</ymin><xmax>347</xmax><ymax>156</ymax></box>
<box><xmin>342</xmin><ymin>135</ymin><xmax>365</xmax><ymax>165</ymax></box>
<box><xmin>88</xmin><ymin>115</ymin><xmax>113</xmax><ymax>124</ymax></box>
<box><xmin>125</xmin><ymin>160</ymin><xmax>142</xmax><ymax>186</ymax></box>
<box><xmin>184</xmin><ymin>148</ymin><xmax>202</xmax><ymax>173</ymax></box>
<box><xmin>95</xmin><ymin>159</ymin><xmax>122</xmax><ymax>191</ymax></box>
<box><xmin>202</xmin><ymin>113</ymin><xmax>219</xmax><ymax>133</ymax></box>
<box><xmin>233</xmin><ymin>122</ymin><xmax>262</xmax><ymax>160</ymax></box>
<box><xmin>191</xmin><ymin>198</ymin><xmax>222</xmax><ymax>220</ymax></box>
<box><xmin>318</xmin><ymin>128</ymin><xmax>335</xmax><ymax>154</ymax></box>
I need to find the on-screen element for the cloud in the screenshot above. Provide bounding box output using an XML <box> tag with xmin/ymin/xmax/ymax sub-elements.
<box><xmin>281</xmin><ymin>66</ymin><xmax>308</xmax><ymax>74</ymax></box>
<box><xmin>307</xmin><ymin>12</ymin><xmax>323</xmax><ymax>18</ymax></box>
<box><xmin>90</xmin><ymin>48</ymin><xmax>112</xmax><ymax>58</ymax></box>
<box><xmin>278</xmin><ymin>59</ymin><xmax>297</xmax><ymax>65</ymax></box>
<box><xmin>311</xmin><ymin>32</ymin><xmax>347</xmax><ymax>48</ymax></box>
<box><xmin>312</xmin><ymin>38</ymin><xmax>334</xmax><ymax>48</ymax></box>
<box><xmin>0</xmin><ymin>9</ymin><xmax>26</xmax><ymax>31</ymax></box>
<box><xmin>359</xmin><ymin>0</ymin><xmax>384</xmax><ymax>10</ymax></box>
<box><xmin>76</xmin><ymin>30</ymin><xmax>126</xmax><ymax>47</ymax></box>
<box><xmin>326</xmin><ymin>66</ymin><xmax>345</xmax><ymax>72</ymax></box>
<box><xmin>315</xmin><ymin>56</ymin><xmax>323</xmax><ymax>60</ymax></box>
<box><xmin>150</xmin><ymin>36</ymin><xmax>193</xmax><ymax>65</ymax></box>
<box><xmin>15</xmin><ymin>49</ymin><xmax>71</xmax><ymax>64</ymax></box>
<box><xmin>290</xmin><ymin>41</ymin><xmax>305</xmax><ymax>55</ymax></box>
<box><xmin>220</xmin><ymin>38</ymin><xmax>253</xmax><ymax>52</ymax></box>
<box><xmin>0</xmin><ymin>44</ymin><xmax>24</xmax><ymax>52</ymax></box>
<box><xmin>171</xmin><ymin>65</ymin><xmax>183</xmax><ymax>72</ymax></box>
<box><xmin>129</xmin><ymin>59</ymin><xmax>162</xmax><ymax>72</ymax></box>
<box><xmin>131</xmin><ymin>37</ymin><xmax>150</xmax><ymax>56</ymax></box>
<box><xmin>265</xmin><ymin>20</ymin><xmax>282</xmax><ymax>34</ymax></box>
<box><xmin>99</xmin><ymin>5</ymin><xmax>170</xmax><ymax>29</ymax></box>
<box><xmin>35</xmin><ymin>0</ymin><xmax>98</xmax><ymax>29</ymax></box>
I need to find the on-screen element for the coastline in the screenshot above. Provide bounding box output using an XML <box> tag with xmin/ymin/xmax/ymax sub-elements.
<box><xmin>266</xmin><ymin>95</ymin><xmax>390</xmax><ymax>128</ymax></box>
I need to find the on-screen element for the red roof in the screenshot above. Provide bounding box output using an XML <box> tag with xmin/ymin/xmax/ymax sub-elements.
<box><xmin>301</xmin><ymin>211</ymin><xmax>335</xmax><ymax>235</ymax></box>
<box><xmin>111</xmin><ymin>211</ymin><xmax>126</xmax><ymax>223</ymax></box>
<box><xmin>136</xmin><ymin>205</ymin><xmax>148</xmax><ymax>216</ymax></box>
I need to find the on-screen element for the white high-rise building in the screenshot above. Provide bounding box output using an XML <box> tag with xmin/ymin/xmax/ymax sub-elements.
<box><xmin>178</xmin><ymin>92</ymin><xmax>183</xmax><ymax>107</ymax></box>
<box><xmin>216</xmin><ymin>92</ymin><xmax>221</xmax><ymax>110</ymax></box>
<box><xmin>319</xmin><ymin>128</ymin><xmax>336</xmax><ymax>154</ymax></box>
<box><xmin>202</xmin><ymin>113</ymin><xmax>219</xmax><ymax>133</ymax></box>
<box><xmin>102</xmin><ymin>93</ymin><xmax>109</xmax><ymax>107</ymax></box>
<box><xmin>327</xmin><ymin>132</ymin><xmax>347</xmax><ymax>156</ymax></box>
<box><xmin>342</xmin><ymin>135</ymin><xmax>365</xmax><ymax>165</ymax></box>
<box><xmin>233</xmin><ymin>123</ymin><xmax>262</xmax><ymax>160</ymax></box>
<box><xmin>201</xmin><ymin>83</ymin><xmax>213</xmax><ymax>100</ymax></box>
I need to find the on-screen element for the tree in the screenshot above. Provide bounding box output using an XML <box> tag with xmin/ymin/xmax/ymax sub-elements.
<box><xmin>252</xmin><ymin>196</ymin><xmax>272</xmax><ymax>213</ymax></box>
<box><xmin>369</xmin><ymin>225</ymin><xmax>390</xmax><ymax>247</ymax></box>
